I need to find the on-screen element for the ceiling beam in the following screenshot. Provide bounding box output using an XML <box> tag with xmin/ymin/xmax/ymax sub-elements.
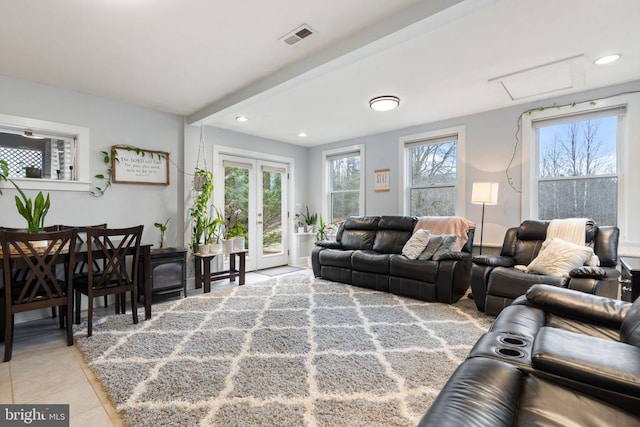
<box><xmin>187</xmin><ymin>0</ymin><xmax>498</xmax><ymax>125</ymax></box>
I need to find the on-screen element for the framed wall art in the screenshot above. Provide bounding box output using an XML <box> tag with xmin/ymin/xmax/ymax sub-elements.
<box><xmin>111</xmin><ymin>145</ymin><xmax>170</xmax><ymax>185</ymax></box>
<box><xmin>374</xmin><ymin>168</ymin><xmax>390</xmax><ymax>192</ymax></box>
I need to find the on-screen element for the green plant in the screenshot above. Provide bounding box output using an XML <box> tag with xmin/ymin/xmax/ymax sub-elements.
<box><xmin>224</xmin><ymin>206</ymin><xmax>247</xmax><ymax>239</ymax></box>
<box><xmin>92</xmin><ymin>150</ymin><xmax>116</xmax><ymax>196</ymax></box>
<box><xmin>0</xmin><ymin>159</ymin><xmax>8</xmax><ymax>195</ymax></box>
<box><xmin>10</xmin><ymin>180</ymin><xmax>51</xmax><ymax>233</ymax></box>
<box><xmin>190</xmin><ymin>168</ymin><xmax>213</xmax><ymax>250</ymax></box>
<box><xmin>315</xmin><ymin>215</ymin><xmax>327</xmax><ymax>241</ymax></box>
<box><xmin>296</xmin><ymin>206</ymin><xmax>317</xmax><ymax>227</ymax></box>
<box><xmin>154</xmin><ymin>217</ymin><xmax>170</xmax><ymax>248</ymax></box>
<box><xmin>205</xmin><ymin>207</ymin><xmax>225</xmax><ymax>244</ymax></box>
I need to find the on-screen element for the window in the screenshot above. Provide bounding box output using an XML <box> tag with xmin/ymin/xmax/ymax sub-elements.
<box><xmin>0</xmin><ymin>113</ymin><xmax>89</xmax><ymax>192</ymax></box>
<box><xmin>533</xmin><ymin>108</ymin><xmax>622</xmax><ymax>225</ymax></box>
<box><xmin>404</xmin><ymin>133</ymin><xmax>458</xmax><ymax>216</ymax></box>
<box><xmin>324</xmin><ymin>145</ymin><xmax>364</xmax><ymax>223</ymax></box>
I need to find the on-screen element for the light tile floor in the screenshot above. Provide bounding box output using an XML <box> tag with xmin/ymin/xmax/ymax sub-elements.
<box><xmin>0</xmin><ymin>272</ymin><xmax>272</xmax><ymax>426</ymax></box>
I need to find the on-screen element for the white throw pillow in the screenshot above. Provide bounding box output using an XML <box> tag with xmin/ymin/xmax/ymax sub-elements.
<box><xmin>527</xmin><ymin>238</ymin><xmax>594</xmax><ymax>277</ymax></box>
<box><xmin>401</xmin><ymin>229</ymin><xmax>431</xmax><ymax>260</ymax></box>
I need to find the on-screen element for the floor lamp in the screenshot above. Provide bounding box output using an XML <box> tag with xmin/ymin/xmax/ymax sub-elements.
<box><xmin>471</xmin><ymin>182</ymin><xmax>499</xmax><ymax>255</ymax></box>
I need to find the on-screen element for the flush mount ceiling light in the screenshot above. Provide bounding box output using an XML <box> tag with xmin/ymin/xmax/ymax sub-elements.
<box><xmin>369</xmin><ymin>96</ymin><xmax>400</xmax><ymax>112</ymax></box>
<box><xmin>594</xmin><ymin>54</ymin><xmax>621</xmax><ymax>65</ymax></box>
<box><xmin>298</xmin><ymin>132</ymin><xmax>307</xmax><ymax>137</ymax></box>
<box><xmin>236</xmin><ymin>116</ymin><xmax>249</xmax><ymax>122</ymax></box>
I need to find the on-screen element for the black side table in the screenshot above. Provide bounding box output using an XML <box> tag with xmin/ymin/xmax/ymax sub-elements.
<box><xmin>141</xmin><ymin>247</ymin><xmax>188</xmax><ymax>300</ymax></box>
<box><xmin>620</xmin><ymin>257</ymin><xmax>640</xmax><ymax>302</ymax></box>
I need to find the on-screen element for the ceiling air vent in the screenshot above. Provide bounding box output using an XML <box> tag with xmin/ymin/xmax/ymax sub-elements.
<box><xmin>280</xmin><ymin>24</ymin><xmax>315</xmax><ymax>46</ymax></box>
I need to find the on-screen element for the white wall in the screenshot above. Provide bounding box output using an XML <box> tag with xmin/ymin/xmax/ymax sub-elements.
<box><xmin>308</xmin><ymin>80</ymin><xmax>640</xmax><ymax>254</ymax></box>
<box><xmin>0</xmin><ymin>75</ymin><xmax>184</xmax><ymax>246</ymax></box>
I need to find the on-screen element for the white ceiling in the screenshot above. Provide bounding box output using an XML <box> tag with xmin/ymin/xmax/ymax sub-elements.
<box><xmin>1</xmin><ymin>0</ymin><xmax>639</xmax><ymax>147</ymax></box>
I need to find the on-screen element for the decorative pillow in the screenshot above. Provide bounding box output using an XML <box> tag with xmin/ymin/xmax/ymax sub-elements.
<box><xmin>432</xmin><ymin>234</ymin><xmax>457</xmax><ymax>260</ymax></box>
<box><xmin>401</xmin><ymin>229</ymin><xmax>431</xmax><ymax>260</ymax></box>
<box><xmin>586</xmin><ymin>254</ymin><xmax>600</xmax><ymax>267</ymax></box>
<box><xmin>417</xmin><ymin>234</ymin><xmax>443</xmax><ymax>260</ymax></box>
<box><xmin>526</xmin><ymin>238</ymin><xmax>594</xmax><ymax>277</ymax></box>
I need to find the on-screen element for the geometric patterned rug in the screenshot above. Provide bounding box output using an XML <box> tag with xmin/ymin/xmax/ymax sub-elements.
<box><xmin>73</xmin><ymin>271</ymin><xmax>493</xmax><ymax>426</ymax></box>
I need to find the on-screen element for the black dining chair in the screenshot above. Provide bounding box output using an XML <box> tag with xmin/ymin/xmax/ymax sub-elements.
<box><xmin>74</xmin><ymin>225</ymin><xmax>143</xmax><ymax>337</ymax></box>
<box><xmin>58</xmin><ymin>224</ymin><xmax>116</xmax><ymax>311</ymax></box>
<box><xmin>0</xmin><ymin>228</ymin><xmax>77</xmax><ymax>361</ymax></box>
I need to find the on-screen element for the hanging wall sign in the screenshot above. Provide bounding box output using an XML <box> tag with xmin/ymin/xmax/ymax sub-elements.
<box><xmin>111</xmin><ymin>145</ymin><xmax>170</xmax><ymax>185</ymax></box>
<box><xmin>374</xmin><ymin>168</ymin><xmax>390</xmax><ymax>192</ymax></box>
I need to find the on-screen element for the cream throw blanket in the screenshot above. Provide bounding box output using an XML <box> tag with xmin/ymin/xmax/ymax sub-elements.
<box><xmin>413</xmin><ymin>216</ymin><xmax>475</xmax><ymax>252</ymax></box>
<box><xmin>546</xmin><ymin>218</ymin><xmax>587</xmax><ymax>246</ymax></box>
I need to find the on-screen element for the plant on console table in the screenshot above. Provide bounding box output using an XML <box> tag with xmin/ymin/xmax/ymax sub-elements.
<box><xmin>296</xmin><ymin>206</ymin><xmax>317</xmax><ymax>232</ymax></box>
<box><xmin>154</xmin><ymin>217</ymin><xmax>170</xmax><ymax>249</ymax></box>
<box><xmin>224</xmin><ymin>205</ymin><xmax>247</xmax><ymax>252</ymax></box>
<box><xmin>190</xmin><ymin>168</ymin><xmax>213</xmax><ymax>253</ymax></box>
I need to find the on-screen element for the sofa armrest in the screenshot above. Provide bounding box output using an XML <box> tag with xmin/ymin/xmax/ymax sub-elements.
<box><xmin>525</xmin><ymin>284</ymin><xmax>630</xmax><ymax>329</ymax></box>
<box><xmin>438</xmin><ymin>251</ymin><xmax>470</xmax><ymax>261</ymax></box>
<box><xmin>569</xmin><ymin>266</ymin><xmax>606</xmax><ymax>279</ymax></box>
<box><xmin>532</xmin><ymin>327</ymin><xmax>640</xmax><ymax>398</ymax></box>
<box><xmin>472</xmin><ymin>255</ymin><xmax>515</xmax><ymax>268</ymax></box>
<box><xmin>315</xmin><ymin>240</ymin><xmax>342</xmax><ymax>249</ymax></box>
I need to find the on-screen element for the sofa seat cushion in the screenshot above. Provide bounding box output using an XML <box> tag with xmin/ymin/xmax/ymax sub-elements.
<box><xmin>487</xmin><ymin>267</ymin><xmax>567</xmax><ymax>299</ymax></box>
<box><xmin>390</xmin><ymin>255</ymin><xmax>438</xmax><ymax>283</ymax></box>
<box><xmin>318</xmin><ymin>249</ymin><xmax>354</xmax><ymax>269</ymax></box>
<box><xmin>352</xmin><ymin>250</ymin><xmax>391</xmax><ymax>274</ymax></box>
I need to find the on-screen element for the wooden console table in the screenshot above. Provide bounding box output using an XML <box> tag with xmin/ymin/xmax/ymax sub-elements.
<box><xmin>194</xmin><ymin>250</ymin><xmax>247</xmax><ymax>293</ymax></box>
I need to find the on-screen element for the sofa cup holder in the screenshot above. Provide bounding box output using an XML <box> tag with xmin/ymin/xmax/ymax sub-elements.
<box><xmin>498</xmin><ymin>335</ymin><xmax>528</xmax><ymax>347</ymax></box>
<box><xmin>495</xmin><ymin>347</ymin><xmax>525</xmax><ymax>358</ymax></box>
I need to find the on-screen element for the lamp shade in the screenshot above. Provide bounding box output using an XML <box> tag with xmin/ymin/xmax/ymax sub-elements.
<box><xmin>471</xmin><ymin>182</ymin><xmax>499</xmax><ymax>205</ymax></box>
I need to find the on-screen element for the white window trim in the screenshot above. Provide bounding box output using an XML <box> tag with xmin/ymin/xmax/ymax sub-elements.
<box><xmin>520</xmin><ymin>95</ymin><xmax>634</xmax><ymax>238</ymax></box>
<box><xmin>321</xmin><ymin>144</ymin><xmax>365</xmax><ymax>222</ymax></box>
<box><xmin>398</xmin><ymin>126</ymin><xmax>466</xmax><ymax>217</ymax></box>
<box><xmin>0</xmin><ymin>113</ymin><xmax>90</xmax><ymax>192</ymax></box>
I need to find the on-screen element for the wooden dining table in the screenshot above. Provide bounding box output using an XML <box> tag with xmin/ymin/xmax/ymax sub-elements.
<box><xmin>0</xmin><ymin>241</ymin><xmax>154</xmax><ymax>322</ymax></box>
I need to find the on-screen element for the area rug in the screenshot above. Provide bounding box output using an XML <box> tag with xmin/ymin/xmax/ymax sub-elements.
<box><xmin>73</xmin><ymin>272</ymin><xmax>493</xmax><ymax>426</ymax></box>
<box><xmin>257</xmin><ymin>265</ymin><xmax>304</xmax><ymax>277</ymax></box>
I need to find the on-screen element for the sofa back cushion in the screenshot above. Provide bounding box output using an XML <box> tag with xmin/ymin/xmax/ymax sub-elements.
<box><xmin>338</xmin><ymin>216</ymin><xmax>380</xmax><ymax>250</ymax></box>
<box><xmin>373</xmin><ymin>216</ymin><xmax>416</xmax><ymax>254</ymax></box>
<box><xmin>620</xmin><ymin>297</ymin><xmax>640</xmax><ymax>348</ymax></box>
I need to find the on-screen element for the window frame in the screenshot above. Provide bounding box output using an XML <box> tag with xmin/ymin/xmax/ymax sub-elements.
<box><xmin>521</xmin><ymin>99</ymin><xmax>628</xmax><ymax>227</ymax></box>
<box><xmin>322</xmin><ymin>144</ymin><xmax>365</xmax><ymax>223</ymax></box>
<box><xmin>399</xmin><ymin>126</ymin><xmax>466</xmax><ymax>217</ymax></box>
<box><xmin>0</xmin><ymin>113</ymin><xmax>90</xmax><ymax>192</ymax></box>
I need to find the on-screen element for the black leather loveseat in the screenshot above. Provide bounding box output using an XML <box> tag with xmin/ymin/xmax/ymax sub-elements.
<box><xmin>471</xmin><ymin>219</ymin><xmax>620</xmax><ymax>316</ymax></box>
<box><xmin>419</xmin><ymin>284</ymin><xmax>640</xmax><ymax>426</ymax></box>
<box><xmin>311</xmin><ymin>216</ymin><xmax>475</xmax><ymax>304</ymax></box>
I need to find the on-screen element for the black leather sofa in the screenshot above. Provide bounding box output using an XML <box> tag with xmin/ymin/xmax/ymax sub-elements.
<box><xmin>470</xmin><ymin>219</ymin><xmax>620</xmax><ymax>316</ymax></box>
<box><xmin>419</xmin><ymin>284</ymin><xmax>640</xmax><ymax>426</ymax></box>
<box><xmin>311</xmin><ymin>216</ymin><xmax>475</xmax><ymax>303</ymax></box>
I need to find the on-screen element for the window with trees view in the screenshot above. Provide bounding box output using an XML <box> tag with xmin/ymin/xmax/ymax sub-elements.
<box><xmin>326</xmin><ymin>148</ymin><xmax>363</xmax><ymax>223</ymax></box>
<box><xmin>406</xmin><ymin>135</ymin><xmax>457</xmax><ymax>216</ymax></box>
<box><xmin>534</xmin><ymin>108</ymin><xmax>621</xmax><ymax>226</ymax></box>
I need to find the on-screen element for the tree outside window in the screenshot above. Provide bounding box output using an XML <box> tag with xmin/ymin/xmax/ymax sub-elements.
<box><xmin>328</xmin><ymin>153</ymin><xmax>360</xmax><ymax>223</ymax></box>
<box><xmin>407</xmin><ymin>137</ymin><xmax>457</xmax><ymax>216</ymax></box>
<box><xmin>536</xmin><ymin>112</ymin><xmax>619</xmax><ymax>225</ymax></box>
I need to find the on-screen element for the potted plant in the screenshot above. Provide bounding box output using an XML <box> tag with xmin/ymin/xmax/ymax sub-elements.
<box><xmin>315</xmin><ymin>215</ymin><xmax>328</xmax><ymax>241</ymax></box>
<box><xmin>224</xmin><ymin>205</ymin><xmax>247</xmax><ymax>252</ymax></box>
<box><xmin>190</xmin><ymin>168</ymin><xmax>213</xmax><ymax>253</ymax></box>
<box><xmin>154</xmin><ymin>218</ymin><xmax>170</xmax><ymax>249</ymax></box>
<box><xmin>205</xmin><ymin>208</ymin><xmax>225</xmax><ymax>253</ymax></box>
<box><xmin>10</xmin><ymin>180</ymin><xmax>51</xmax><ymax>234</ymax></box>
<box><xmin>296</xmin><ymin>206</ymin><xmax>317</xmax><ymax>232</ymax></box>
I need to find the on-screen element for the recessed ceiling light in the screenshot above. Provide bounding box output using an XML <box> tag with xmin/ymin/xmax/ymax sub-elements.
<box><xmin>236</xmin><ymin>116</ymin><xmax>249</xmax><ymax>122</ymax></box>
<box><xmin>369</xmin><ymin>95</ymin><xmax>400</xmax><ymax>111</ymax></box>
<box><xmin>594</xmin><ymin>54</ymin><xmax>621</xmax><ymax>65</ymax></box>
<box><xmin>298</xmin><ymin>132</ymin><xmax>307</xmax><ymax>137</ymax></box>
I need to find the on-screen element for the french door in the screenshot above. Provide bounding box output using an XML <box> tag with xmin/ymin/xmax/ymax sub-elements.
<box><xmin>217</xmin><ymin>155</ymin><xmax>288</xmax><ymax>271</ymax></box>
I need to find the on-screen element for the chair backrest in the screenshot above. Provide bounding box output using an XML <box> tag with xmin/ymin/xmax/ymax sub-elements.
<box><xmin>0</xmin><ymin>228</ymin><xmax>76</xmax><ymax>308</ymax></box>
<box><xmin>86</xmin><ymin>225</ymin><xmax>143</xmax><ymax>291</ymax></box>
<box><xmin>500</xmin><ymin>219</ymin><xmax>617</xmax><ymax>266</ymax></box>
<box><xmin>59</xmin><ymin>224</ymin><xmax>107</xmax><ymax>274</ymax></box>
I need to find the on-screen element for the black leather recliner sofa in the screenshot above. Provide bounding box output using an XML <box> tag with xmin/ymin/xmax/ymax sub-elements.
<box><xmin>311</xmin><ymin>216</ymin><xmax>475</xmax><ymax>303</ymax></box>
<box><xmin>471</xmin><ymin>219</ymin><xmax>620</xmax><ymax>316</ymax></box>
<box><xmin>419</xmin><ymin>284</ymin><xmax>640</xmax><ymax>426</ymax></box>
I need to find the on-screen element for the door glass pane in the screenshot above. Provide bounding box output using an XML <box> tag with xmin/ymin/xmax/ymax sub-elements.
<box><xmin>224</xmin><ymin>165</ymin><xmax>249</xmax><ymax>245</ymax></box>
<box><xmin>262</xmin><ymin>169</ymin><xmax>283</xmax><ymax>255</ymax></box>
